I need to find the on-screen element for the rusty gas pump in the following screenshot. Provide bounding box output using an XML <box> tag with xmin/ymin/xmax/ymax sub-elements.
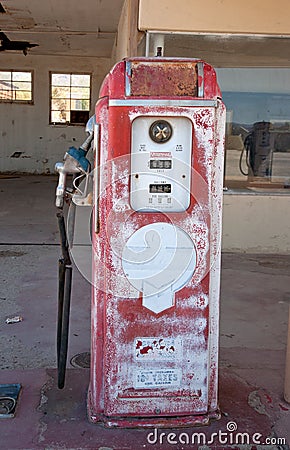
<box><xmin>239</xmin><ymin>121</ymin><xmax>274</xmax><ymax>180</ymax></box>
<box><xmin>89</xmin><ymin>58</ymin><xmax>225</xmax><ymax>427</ymax></box>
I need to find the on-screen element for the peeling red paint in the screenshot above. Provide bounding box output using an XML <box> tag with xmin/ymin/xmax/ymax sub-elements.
<box><xmin>140</xmin><ymin>345</ymin><xmax>153</xmax><ymax>355</ymax></box>
<box><xmin>135</xmin><ymin>340</ymin><xmax>142</xmax><ymax>349</ymax></box>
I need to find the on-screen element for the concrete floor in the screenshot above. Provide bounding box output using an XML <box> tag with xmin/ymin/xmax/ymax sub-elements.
<box><xmin>0</xmin><ymin>175</ymin><xmax>289</xmax><ymax>449</ymax></box>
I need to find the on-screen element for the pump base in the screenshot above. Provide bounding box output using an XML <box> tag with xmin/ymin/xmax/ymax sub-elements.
<box><xmin>88</xmin><ymin>407</ymin><xmax>221</xmax><ymax>428</ymax></box>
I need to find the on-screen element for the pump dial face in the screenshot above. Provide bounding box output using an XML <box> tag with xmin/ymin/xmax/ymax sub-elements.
<box><xmin>149</xmin><ymin>120</ymin><xmax>172</xmax><ymax>143</ymax></box>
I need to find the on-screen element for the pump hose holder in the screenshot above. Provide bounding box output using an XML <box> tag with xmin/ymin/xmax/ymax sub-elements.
<box><xmin>56</xmin><ymin>212</ymin><xmax>72</xmax><ymax>389</ymax></box>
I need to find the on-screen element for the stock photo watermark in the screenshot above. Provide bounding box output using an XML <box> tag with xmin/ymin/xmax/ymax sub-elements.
<box><xmin>146</xmin><ymin>421</ymin><xmax>287</xmax><ymax>446</ymax></box>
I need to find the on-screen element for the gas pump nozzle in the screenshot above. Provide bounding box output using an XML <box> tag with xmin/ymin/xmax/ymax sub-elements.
<box><xmin>55</xmin><ymin>150</ymin><xmax>90</xmax><ymax>208</ymax></box>
<box><xmin>55</xmin><ymin>115</ymin><xmax>95</xmax><ymax>208</ymax></box>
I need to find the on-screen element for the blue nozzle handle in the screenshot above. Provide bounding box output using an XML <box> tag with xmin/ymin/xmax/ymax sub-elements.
<box><xmin>67</xmin><ymin>147</ymin><xmax>90</xmax><ymax>172</ymax></box>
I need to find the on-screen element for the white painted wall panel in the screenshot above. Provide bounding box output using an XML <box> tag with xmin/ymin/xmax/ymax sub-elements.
<box><xmin>139</xmin><ymin>0</ymin><xmax>290</xmax><ymax>35</ymax></box>
<box><xmin>222</xmin><ymin>193</ymin><xmax>290</xmax><ymax>253</ymax></box>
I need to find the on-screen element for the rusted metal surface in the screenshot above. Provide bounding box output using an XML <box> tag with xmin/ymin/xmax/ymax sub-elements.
<box><xmin>88</xmin><ymin>57</ymin><xmax>225</xmax><ymax>427</ymax></box>
<box><xmin>130</xmin><ymin>61</ymin><xmax>198</xmax><ymax>97</ymax></box>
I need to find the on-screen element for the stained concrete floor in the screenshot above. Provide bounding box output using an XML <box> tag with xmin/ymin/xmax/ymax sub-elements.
<box><xmin>0</xmin><ymin>175</ymin><xmax>289</xmax><ymax>450</ymax></box>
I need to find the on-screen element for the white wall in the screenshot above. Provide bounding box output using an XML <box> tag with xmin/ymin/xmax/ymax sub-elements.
<box><xmin>223</xmin><ymin>193</ymin><xmax>290</xmax><ymax>253</ymax></box>
<box><xmin>0</xmin><ymin>54</ymin><xmax>111</xmax><ymax>173</ymax></box>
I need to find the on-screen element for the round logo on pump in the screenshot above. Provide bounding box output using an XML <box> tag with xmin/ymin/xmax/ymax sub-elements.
<box><xmin>122</xmin><ymin>222</ymin><xmax>196</xmax><ymax>314</ymax></box>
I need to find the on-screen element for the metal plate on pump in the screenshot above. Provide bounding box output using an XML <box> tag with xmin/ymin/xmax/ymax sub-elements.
<box><xmin>130</xmin><ymin>116</ymin><xmax>192</xmax><ymax>212</ymax></box>
<box><xmin>128</xmin><ymin>61</ymin><xmax>198</xmax><ymax>97</ymax></box>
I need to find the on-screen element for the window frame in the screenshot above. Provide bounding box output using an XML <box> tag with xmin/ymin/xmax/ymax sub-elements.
<box><xmin>49</xmin><ymin>71</ymin><xmax>92</xmax><ymax>126</ymax></box>
<box><xmin>0</xmin><ymin>69</ymin><xmax>34</xmax><ymax>104</ymax></box>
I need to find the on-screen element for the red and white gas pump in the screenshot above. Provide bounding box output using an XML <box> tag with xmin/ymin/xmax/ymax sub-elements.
<box><xmin>88</xmin><ymin>58</ymin><xmax>226</xmax><ymax>427</ymax></box>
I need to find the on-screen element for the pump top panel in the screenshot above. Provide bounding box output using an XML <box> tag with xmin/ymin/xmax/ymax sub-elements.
<box><xmin>99</xmin><ymin>57</ymin><xmax>222</xmax><ymax>100</ymax></box>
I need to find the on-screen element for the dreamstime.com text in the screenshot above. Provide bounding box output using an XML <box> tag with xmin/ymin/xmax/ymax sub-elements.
<box><xmin>146</xmin><ymin>421</ymin><xmax>287</xmax><ymax>446</ymax></box>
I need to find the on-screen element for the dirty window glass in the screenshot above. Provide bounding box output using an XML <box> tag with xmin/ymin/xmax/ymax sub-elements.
<box><xmin>216</xmin><ymin>68</ymin><xmax>290</xmax><ymax>190</ymax></box>
<box><xmin>50</xmin><ymin>73</ymin><xmax>91</xmax><ymax>125</ymax></box>
<box><xmin>0</xmin><ymin>70</ymin><xmax>33</xmax><ymax>102</ymax></box>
